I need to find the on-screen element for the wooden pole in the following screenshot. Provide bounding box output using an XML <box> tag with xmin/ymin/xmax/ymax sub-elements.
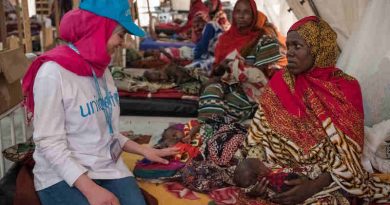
<box><xmin>146</xmin><ymin>0</ymin><xmax>152</xmax><ymax>21</ymax></box>
<box><xmin>0</xmin><ymin>1</ymin><xmax>7</xmax><ymax>49</ymax></box>
<box><xmin>14</xmin><ymin>0</ymin><xmax>24</xmax><ymax>48</ymax></box>
<box><xmin>129</xmin><ymin>0</ymin><xmax>140</xmax><ymax>27</ymax></box>
<box><xmin>21</xmin><ymin>0</ymin><xmax>32</xmax><ymax>52</ymax></box>
<box><xmin>72</xmin><ymin>0</ymin><xmax>79</xmax><ymax>9</ymax></box>
<box><xmin>53</xmin><ymin>0</ymin><xmax>60</xmax><ymax>34</ymax></box>
<box><xmin>40</xmin><ymin>21</ymin><xmax>46</xmax><ymax>51</ymax></box>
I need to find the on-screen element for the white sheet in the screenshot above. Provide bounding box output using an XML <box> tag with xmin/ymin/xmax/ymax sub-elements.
<box><xmin>337</xmin><ymin>0</ymin><xmax>390</xmax><ymax>127</ymax></box>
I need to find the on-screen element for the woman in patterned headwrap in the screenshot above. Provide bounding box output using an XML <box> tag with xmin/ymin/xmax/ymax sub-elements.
<box><xmin>244</xmin><ymin>16</ymin><xmax>390</xmax><ymax>204</ymax></box>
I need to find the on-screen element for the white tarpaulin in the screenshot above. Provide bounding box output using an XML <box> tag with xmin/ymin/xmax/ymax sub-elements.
<box><xmin>336</xmin><ymin>0</ymin><xmax>390</xmax><ymax>173</ymax></box>
<box><xmin>257</xmin><ymin>0</ymin><xmax>297</xmax><ymax>35</ymax></box>
<box><xmin>312</xmin><ymin>0</ymin><xmax>368</xmax><ymax>48</ymax></box>
<box><xmin>337</xmin><ymin>0</ymin><xmax>390</xmax><ymax>127</ymax></box>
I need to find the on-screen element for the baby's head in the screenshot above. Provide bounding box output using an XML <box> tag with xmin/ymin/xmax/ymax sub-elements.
<box><xmin>155</xmin><ymin>124</ymin><xmax>185</xmax><ymax>148</ymax></box>
<box><xmin>164</xmin><ymin>64</ymin><xmax>192</xmax><ymax>84</ymax></box>
<box><xmin>143</xmin><ymin>69</ymin><xmax>169</xmax><ymax>83</ymax></box>
<box><xmin>233</xmin><ymin>158</ymin><xmax>270</xmax><ymax>188</ymax></box>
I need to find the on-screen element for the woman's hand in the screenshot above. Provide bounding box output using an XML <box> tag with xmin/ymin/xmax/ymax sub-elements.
<box><xmin>212</xmin><ymin>59</ymin><xmax>232</xmax><ymax>76</ymax></box>
<box><xmin>270</xmin><ymin>178</ymin><xmax>316</xmax><ymax>204</ymax></box>
<box><xmin>75</xmin><ymin>174</ymin><xmax>119</xmax><ymax>205</ymax></box>
<box><xmin>248</xmin><ymin>177</ymin><xmax>269</xmax><ymax>197</ymax></box>
<box><xmin>271</xmin><ymin>173</ymin><xmax>332</xmax><ymax>205</ymax></box>
<box><xmin>86</xmin><ymin>185</ymin><xmax>120</xmax><ymax>205</ymax></box>
<box><xmin>143</xmin><ymin>147</ymin><xmax>179</xmax><ymax>164</ymax></box>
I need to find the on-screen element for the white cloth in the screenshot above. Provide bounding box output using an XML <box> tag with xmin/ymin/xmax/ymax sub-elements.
<box><xmin>258</xmin><ymin>0</ymin><xmax>297</xmax><ymax>35</ymax></box>
<box><xmin>285</xmin><ymin>0</ymin><xmax>316</xmax><ymax>20</ymax></box>
<box><xmin>337</xmin><ymin>0</ymin><xmax>390</xmax><ymax>173</ymax></box>
<box><xmin>337</xmin><ymin>0</ymin><xmax>390</xmax><ymax>127</ymax></box>
<box><xmin>362</xmin><ymin>120</ymin><xmax>390</xmax><ymax>173</ymax></box>
<box><xmin>312</xmin><ymin>0</ymin><xmax>368</xmax><ymax>48</ymax></box>
<box><xmin>33</xmin><ymin>61</ymin><xmax>131</xmax><ymax>191</ymax></box>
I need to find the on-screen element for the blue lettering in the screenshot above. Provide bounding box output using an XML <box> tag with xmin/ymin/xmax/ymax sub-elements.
<box><xmin>114</xmin><ymin>92</ymin><xmax>119</xmax><ymax>104</ymax></box>
<box><xmin>80</xmin><ymin>104</ymin><xmax>90</xmax><ymax>117</ymax></box>
<box><xmin>90</xmin><ymin>101</ymin><xmax>97</xmax><ymax>114</ymax></box>
<box><xmin>79</xmin><ymin>91</ymin><xmax>120</xmax><ymax>117</ymax></box>
<box><xmin>109</xmin><ymin>92</ymin><xmax>115</xmax><ymax>106</ymax></box>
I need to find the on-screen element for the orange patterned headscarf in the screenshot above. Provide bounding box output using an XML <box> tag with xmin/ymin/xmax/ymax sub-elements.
<box><xmin>260</xmin><ymin>16</ymin><xmax>364</xmax><ymax>150</ymax></box>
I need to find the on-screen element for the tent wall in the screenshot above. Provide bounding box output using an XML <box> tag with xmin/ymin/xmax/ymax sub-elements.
<box><xmin>311</xmin><ymin>0</ymin><xmax>368</xmax><ymax>48</ymax></box>
<box><xmin>257</xmin><ymin>0</ymin><xmax>297</xmax><ymax>35</ymax></box>
<box><xmin>337</xmin><ymin>0</ymin><xmax>390</xmax><ymax>127</ymax></box>
<box><xmin>285</xmin><ymin>0</ymin><xmax>368</xmax><ymax>48</ymax></box>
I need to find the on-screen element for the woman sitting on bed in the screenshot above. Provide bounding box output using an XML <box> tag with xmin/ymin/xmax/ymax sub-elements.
<box><xmin>176</xmin><ymin>0</ymin><xmax>209</xmax><ymax>40</ymax></box>
<box><xmin>145</xmin><ymin>0</ymin><xmax>229</xmax><ymax>72</ymax></box>
<box><xmin>185</xmin><ymin>0</ymin><xmax>231</xmax><ymax>73</ymax></box>
<box><xmin>197</xmin><ymin>0</ymin><xmax>287</xmax><ymax>123</ymax></box>
<box><xmin>243</xmin><ymin>16</ymin><xmax>390</xmax><ymax>204</ymax></box>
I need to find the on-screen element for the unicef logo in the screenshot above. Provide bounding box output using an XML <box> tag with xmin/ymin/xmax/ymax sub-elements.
<box><xmin>125</xmin><ymin>9</ymin><xmax>131</xmax><ymax>17</ymax></box>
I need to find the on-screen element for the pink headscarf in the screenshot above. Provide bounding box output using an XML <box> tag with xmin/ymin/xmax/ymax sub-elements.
<box><xmin>22</xmin><ymin>9</ymin><xmax>118</xmax><ymax>114</ymax></box>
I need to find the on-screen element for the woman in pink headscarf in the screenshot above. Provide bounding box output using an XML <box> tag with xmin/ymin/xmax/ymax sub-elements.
<box><xmin>176</xmin><ymin>0</ymin><xmax>209</xmax><ymax>35</ymax></box>
<box><xmin>22</xmin><ymin>2</ymin><xmax>178</xmax><ymax>205</ymax></box>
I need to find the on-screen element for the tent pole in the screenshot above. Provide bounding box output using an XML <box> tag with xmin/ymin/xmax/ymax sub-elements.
<box><xmin>0</xmin><ymin>1</ymin><xmax>6</xmax><ymax>49</ymax></box>
<box><xmin>308</xmin><ymin>0</ymin><xmax>321</xmax><ymax>17</ymax></box>
<box><xmin>146</xmin><ymin>0</ymin><xmax>152</xmax><ymax>20</ymax></box>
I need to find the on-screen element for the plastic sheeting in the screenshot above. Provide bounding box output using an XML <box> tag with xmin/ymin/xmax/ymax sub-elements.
<box><xmin>285</xmin><ymin>0</ymin><xmax>315</xmax><ymax>20</ymax></box>
<box><xmin>312</xmin><ymin>0</ymin><xmax>368</xmax><ymax>48</ymax></box>
<box><xmin>257</xmin><ymin>0</ymin><xmax>297</xmax><ymax>35</ymax></box>
<box><xmin>337</xmin><ymin>0</ymin><xmax>390</xmax><ymax>127</ymax></box>
<box><xmin>119</xmin><ymin>97</ymin><xmax>198</xmax><ymax>117</ymax></box>
<box><xmin>337</xmin><ymin>0</ymin><xmax>390</xmax><ymax>173</ymax></box>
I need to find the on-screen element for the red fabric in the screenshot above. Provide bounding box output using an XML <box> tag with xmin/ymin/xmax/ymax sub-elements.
<box><xmin>155</xmin><ymin>22</ymin><xmax>180</xmax><ymax>31</ymax></box>
<box><xmin>176</xmin><ymin>0</ymin><xmax>209</xmax><ymax>34</ymax></box>
<box><xmin>191</xmin><ymin>11</ymin><xmax>210</xmax><ymax>43</ymax></box>
<box><xmin>164</xmin><ymin>182</ymin><xmax>200</xmax><ymax>200</ymax></box>
<box><xmin>288</xmin><ymin>16</ymin><xmax>319</xmax><ymax>32</ymax></box>
<box><xmin>214</xmin><ymin>0</ymin><xmax>268</xmax><ymax>65</ymax></box>
<box><xmin>267</xmin><ymin>68</ymin><xmax>364</xmax><ymax>148</ymax></box>
<box><xmin>209</xmin><ymin>187</ymin><xmax>239</xmax><ymax>205</ymax></box>
<box><xmin>210</xmin><ymin>0</ymin><xmax>223</xmax><ymax>12</ymax></box>
<box><xmin>135</xmin><ymin>160</ymin><xmax>185</xmax><ymax>171</ymax></box>
<box><xmin>118</xmin><ymin>89</ymin><xmax>199</xmax><ymax>101</ymax></box>
<box><xmin>22</xmin><ymin>9</ymin><xmax>117</xmax><ymax>113</ymax></box>
<box><xmin>13</xmin><ymin>165</ymin><xmax>41</xmax><ymax>205</ymax></box>
<box><xmin>173</xmin><ymin>142</ymin><xmax>201</xmax><ymax>162</ymax></box>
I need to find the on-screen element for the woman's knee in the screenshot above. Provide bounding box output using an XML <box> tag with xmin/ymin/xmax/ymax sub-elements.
<box><xmin>37</xmin><ymin>181</ymin><xmax>89</xmax><ymax>205</ymax></box>
<box><xmin>201</xmin><ymin>83</ymin><xmax>224</xmax><ymax>97</ymax></box>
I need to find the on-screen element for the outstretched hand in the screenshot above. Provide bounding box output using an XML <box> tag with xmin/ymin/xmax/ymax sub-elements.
<box><xmin>143</xmin><ymin>147</ymin><xmax>179</xmax><ymax>164</ymax></box>
<box><xmin>270</xmin><ymin>178</ymin><xmax>318</xmax><ymax>205</ymax></box>
<box><xmin>212</xmin><ymin>59</ymin><xmax>232</xmax><ymax>77</ymax></box>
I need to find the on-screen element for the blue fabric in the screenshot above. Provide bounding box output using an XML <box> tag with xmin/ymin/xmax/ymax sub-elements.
<box><xmin>38</xmin><ymin>177</ymin><xmax>146</xmax><ymax>205</ymax></box>
<box><xmin>139</xmin><ymin>37</ymin><xmax>195</xmax><ymax>50</ymax></box>
<box><xmin>79</xmin><ymin>0</ymin><xmax>145</xmax><ymax>37</ymax></box>
<box><xmin>194</xmin><ymin>23</ymin><xmax>216</xmax><ymax>60</ymax></box>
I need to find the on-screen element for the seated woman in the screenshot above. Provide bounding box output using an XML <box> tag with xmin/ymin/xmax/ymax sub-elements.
<box><xmin>147</xmin><ymin>12</ymin><xmax>210</xmax><ymax>66</ymax></box>
<box><xmin>244</xmin><ymin>16</ymin><xmax>390</xmax><ymax>204</ymax></box>
<box><xmin>176</xmin><ymin>0</ymin><xmax>209</xmax><ymax>39</ymax></box>
<box><xmin>185</xmin><ymin>0</ymin><xmax>231</xmax><ymax>74</ymax></box>
<box><xmin>198</xmin><ymin>0</ymin><xmax>287</xmax><ymax>123</ymax></box>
